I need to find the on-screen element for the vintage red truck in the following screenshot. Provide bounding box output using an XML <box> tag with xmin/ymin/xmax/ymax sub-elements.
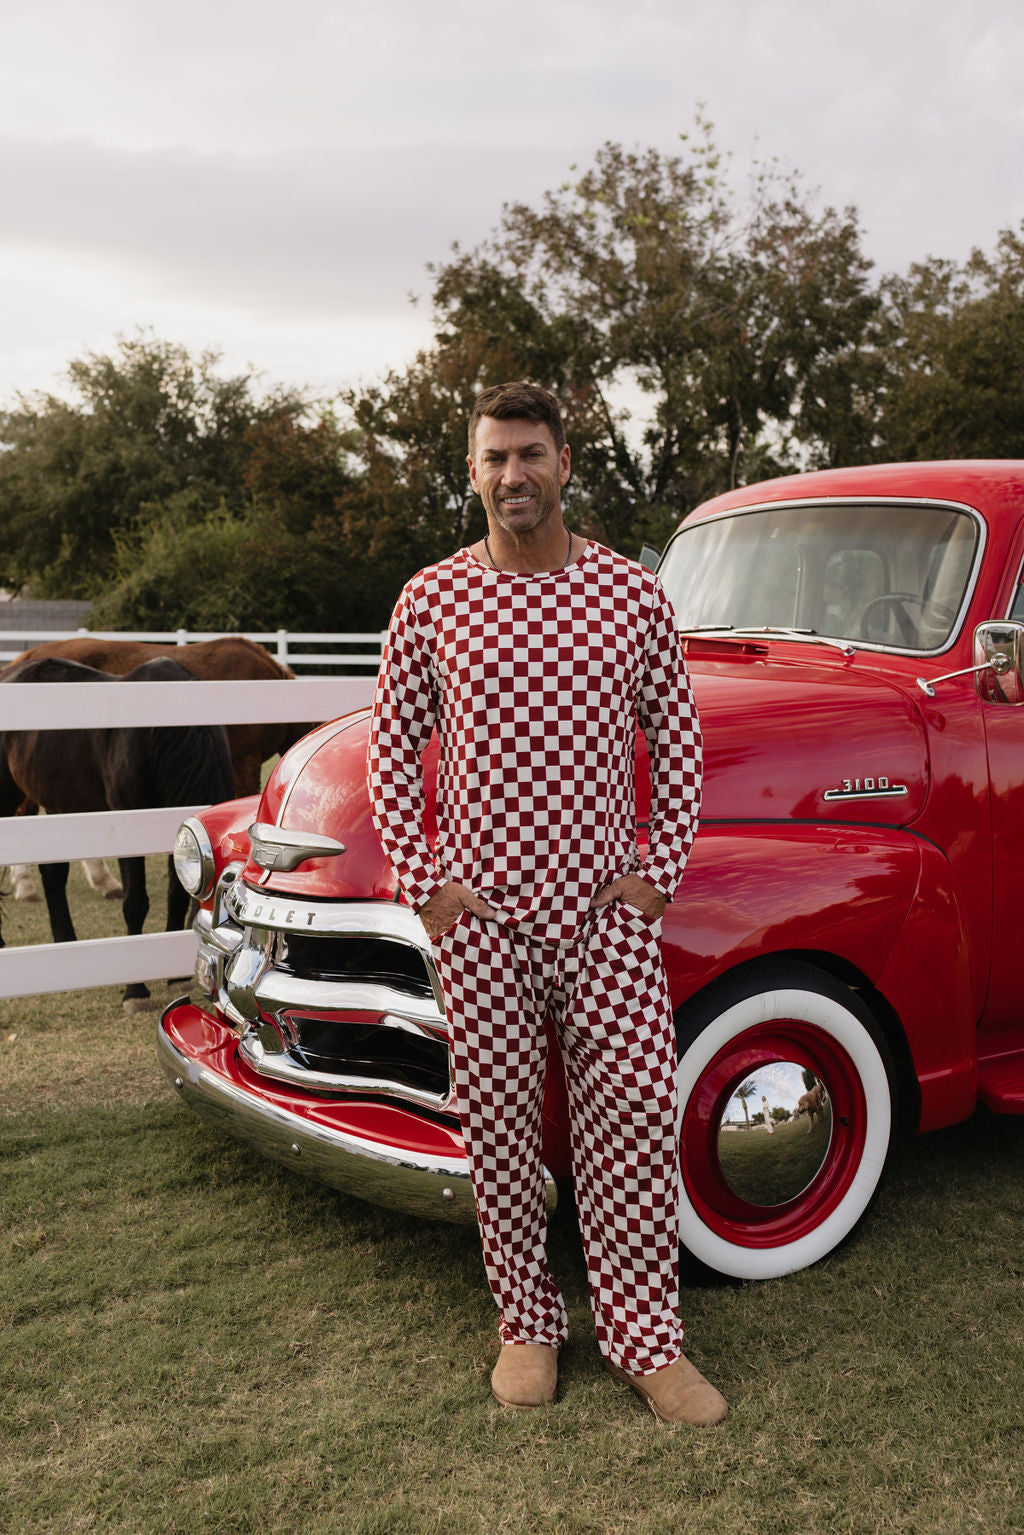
<box><xmin>159</xmin><ymin>459</ymin><xmax>1024</xmax><ymax>1281</ymax></box>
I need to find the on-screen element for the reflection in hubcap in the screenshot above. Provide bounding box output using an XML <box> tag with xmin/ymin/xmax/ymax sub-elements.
<box><xmin>718</xmin><ymin>1062</ymin><xmax>833</xmax><ymax>1207</ymax></box>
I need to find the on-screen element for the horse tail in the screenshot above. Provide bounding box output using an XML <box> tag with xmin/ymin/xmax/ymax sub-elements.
<box><xmin>150</xmin><ymin>721</ymin><xmax>235</xmax><ymax>808</ymax></box>
<box><xmin>121</xmin><ymin>658</ymin><xmax>234</xmax><ymax>809</ymax></box>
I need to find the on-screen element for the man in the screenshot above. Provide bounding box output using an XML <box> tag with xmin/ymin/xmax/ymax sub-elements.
<box><xmin>367</xmin><ymin>382</ymin><xmax>725</xmax><ymax>1425</ymax></box>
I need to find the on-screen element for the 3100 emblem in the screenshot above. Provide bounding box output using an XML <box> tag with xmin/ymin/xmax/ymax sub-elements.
<box><xmin>823</xmin><ymin>777</ymin><xmax>909</xmax><ymax>801</ymax></box>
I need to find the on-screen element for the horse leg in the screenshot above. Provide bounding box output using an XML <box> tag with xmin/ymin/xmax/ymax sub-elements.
<box><xmin>39</xmin><ymin>862</ymin><xmax>76</xmax><ymax>945</ymax></box>
<box><xmin>164</xmin><ymin>852</ymin><xmax>196</xmax><ymax>984</ymax></box>
<box><xmin>165</xmin><ymin>852</ymin><xmax>191</xmax><ymax>932</ymax></box>
<box><xmin>82</xmin><ymin>858</ymin><xmax>123</xmax><ymax>899</ymax></box>
<box><xmin>10</xmin><ymin>802</ymin><xmax>41</xmax><ymax>901</ymax></box>
<box><xmin>119</xmin><ymin>856</ymin><xmax>153</xmax><ymax>1014</ymax></box>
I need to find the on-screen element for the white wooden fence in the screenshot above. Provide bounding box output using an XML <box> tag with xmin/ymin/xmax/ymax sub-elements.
<box><xmin>0</xmin><ymin>665</ymin><xmax>377</xmax><ymax>1001</ymax></box>
<box><xmin>0</xmin><ymin>626</ymin><xmax>385</xmax><ymax>670</ymax></box>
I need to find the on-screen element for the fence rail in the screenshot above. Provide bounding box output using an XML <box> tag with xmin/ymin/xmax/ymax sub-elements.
<box><xmin>1</xmin><ymin>675</ymin><xmax>365</xmax><ymax>732</ymax></box>
<box><xmin>2</xmin><ymin>931</ymin><xmax>200</xmax><ymax>1002</ymax></box>
<box><xmin>1</xmin><ymin>674</ymin><xmax>377</xmax><ymax>1001</ymax></box>
<box><xmin>2</xmin><ymin>805</ymin><xmax>207</xmax><ymax>865</ymax></box>
<box><xmin>0</xmin><ymin>627</ymin><xmax>386</xmax><ymax>671</ymax></box>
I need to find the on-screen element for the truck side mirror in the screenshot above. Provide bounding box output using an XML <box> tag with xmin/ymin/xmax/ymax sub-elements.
<box><xmin>639</xmin><ymin>543</ymin><xmax>662</xmax><ymax>572</ymax></box>
<box><xmin>916</xmin><ymin>621</ymin><xmax>1024</xmax><ymax>701</ymax></box>
<box><xmin>974</xmin><ymin>621</ymin><xmax>1024</xmax><ymax>704</ymax></box>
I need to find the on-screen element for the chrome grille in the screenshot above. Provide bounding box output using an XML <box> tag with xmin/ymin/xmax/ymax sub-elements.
<box><xmin>194</xmin><ymin>879</ymin><xmax>452</xmax><ymax>1112</ymax></box>
<box><xmin>277</xmin><ymin>932</ymin><xmax>434</xmax><ymax>999</ymax></box>
<box><xmin>285</xmin><ymin>1014</ymin><xmax>450</xmax><ymax>1097</ymax></box>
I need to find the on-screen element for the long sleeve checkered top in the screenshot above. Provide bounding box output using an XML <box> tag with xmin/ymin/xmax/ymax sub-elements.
<box><xmin>367</xmin><ymin>541</ymin><xmax>702</xmax><ymax>946</ymax></box>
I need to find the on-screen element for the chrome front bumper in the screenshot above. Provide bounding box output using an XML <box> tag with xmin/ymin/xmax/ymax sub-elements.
<box><xmin>157</xmin><ymin>1004</ymin><xmax>558</xmax><ymax>1226</ymax></box>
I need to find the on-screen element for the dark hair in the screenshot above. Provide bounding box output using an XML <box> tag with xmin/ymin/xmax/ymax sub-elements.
<box><xmin>467</xmin><ymin>382</ymin><xmax>566</xmax><ymax>456</ymax></box>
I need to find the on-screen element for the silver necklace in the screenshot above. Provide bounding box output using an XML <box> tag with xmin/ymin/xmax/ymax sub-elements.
<box><xmin>484</xmin><ymin>527</ymin><xmax>574</xmax><ymax>573</ymax></box>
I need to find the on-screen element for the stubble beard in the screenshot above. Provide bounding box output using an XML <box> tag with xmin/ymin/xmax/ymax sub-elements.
<box><xmin>487</xmin><ymin>483</ymin><xmax>560</xmax><ymax>540</ymax></box>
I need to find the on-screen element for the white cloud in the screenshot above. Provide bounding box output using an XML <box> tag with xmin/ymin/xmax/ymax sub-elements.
<box><xmin>0</xmin><ymin>135</ymin><xmax>538</xmax><ymax>311</ymax></box>
<box><xmin>0</xmin><ymin>133</ymin><xmax>565</xmax><ymax>398</ymax></box>
<box><xmin>0</xmin><ymin>0</ymin><xmax>1021</xmax><ymax>399</ymax></box>
<box><xmin>724</xmin><ymin>1061</ymin><xmax>809</xmax><ymax>1121</ymax></box>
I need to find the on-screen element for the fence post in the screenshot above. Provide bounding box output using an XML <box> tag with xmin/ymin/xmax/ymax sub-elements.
<box><xmin>175</xmin><ymin>628</ymin><xmax>188</xmax><ymax>648</ymax></box>
<box><xmin>276</xmin><ymin>629</ymin><xmax>289</xmax><ymax>666</ymax></box>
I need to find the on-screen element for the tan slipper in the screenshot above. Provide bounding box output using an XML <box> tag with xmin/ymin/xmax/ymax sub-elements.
<box><xmin>606</xmin><ymin>1353</ymin><xmax>727</xmax><ymax>1425</ymax></box>
<box><xmin>491</xmin><ymin>1343</ymin><xmax>559</xmax><ymax>1409</ymax></box>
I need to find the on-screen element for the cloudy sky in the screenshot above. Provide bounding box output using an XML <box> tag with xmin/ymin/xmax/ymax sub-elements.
<box><xmin>2</xmin><ymin>0</ymin><xmax>1022</xmax><ymax>407</ymax></box>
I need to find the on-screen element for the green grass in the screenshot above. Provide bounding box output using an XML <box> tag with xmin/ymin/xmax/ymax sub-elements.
<box><xmin>3</xmin><ymin>872</ymin><xmax>1024</xmax><ymax>1534</ymax></box>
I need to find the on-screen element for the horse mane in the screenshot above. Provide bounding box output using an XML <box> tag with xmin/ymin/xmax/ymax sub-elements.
<box><xmin>1</xmin><ymin>655</ymin><xmax>120</xmax><ymax>686</ymax></box>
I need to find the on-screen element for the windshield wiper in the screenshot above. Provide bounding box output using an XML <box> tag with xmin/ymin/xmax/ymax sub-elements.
<box><xmin>680</xmin><ymin>624</ymin><xmax>857</xmax><ymax>655</ymax></box>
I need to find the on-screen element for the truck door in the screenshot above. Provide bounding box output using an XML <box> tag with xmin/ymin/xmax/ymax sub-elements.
<box><xmin>978</xmin><ymin>594</ymin><xmax>1024</xmax><ymax>1043</ymax></box>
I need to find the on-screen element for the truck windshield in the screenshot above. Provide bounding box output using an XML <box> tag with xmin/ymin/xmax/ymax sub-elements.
<box><xmin>659</xmin><ymin>500</ymin><xmax>979</xmax><ymax>652</ymax></box>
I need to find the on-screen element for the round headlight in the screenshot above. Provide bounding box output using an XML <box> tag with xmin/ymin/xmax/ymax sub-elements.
<box><xmin>173</xmin><ymin>817</ymin><xmax>215</xmax><ymax>899</ymax></box>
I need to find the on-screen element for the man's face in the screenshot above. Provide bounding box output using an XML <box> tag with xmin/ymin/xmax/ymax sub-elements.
<box><xmin>468</xmin><ymin>416</ymin><xmax>571</xmax><ymax>537</ymax></box>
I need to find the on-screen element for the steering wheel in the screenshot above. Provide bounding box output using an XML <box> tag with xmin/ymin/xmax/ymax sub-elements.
<box><xmin>859</xmin><ymin>592</ymin><xmax>957</xmax><ymax>645</ymax></box>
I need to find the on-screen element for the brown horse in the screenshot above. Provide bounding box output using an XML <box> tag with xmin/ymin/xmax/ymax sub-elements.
<box><xmin>12</xmin><ymin>635</ymin><xmax>313</xmax><ymax>794</ymax></box>
<box><xmin>7</xmin><ymin>636</ymin><xmax>319</xmax><ymax>901</ymax></box>
<box><xmin>0</xmin><ymin>655</ymin><xmax>235</xmax><ymax>1010</ymax></box>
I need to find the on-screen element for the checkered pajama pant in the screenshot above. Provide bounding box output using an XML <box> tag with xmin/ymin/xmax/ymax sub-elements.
<box><xmin>432</xmin><ymin>900</ymin><xmax>684</xmax><ymax>1375</ymax></box>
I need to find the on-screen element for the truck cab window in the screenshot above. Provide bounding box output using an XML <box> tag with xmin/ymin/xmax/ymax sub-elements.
<box><xmin>661</xmin><ymin>500</ymin><xmax>978</xmax><ymax>651</ymax></box>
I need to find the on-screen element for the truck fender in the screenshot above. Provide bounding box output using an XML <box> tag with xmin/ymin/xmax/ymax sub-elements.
<box><xmin>663</xmin><ymin>823</ymin><xmax>976</xmax><ymax>1131</ymax></box>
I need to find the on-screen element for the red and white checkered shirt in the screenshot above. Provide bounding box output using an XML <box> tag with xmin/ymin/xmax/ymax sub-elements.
<box><xmin>367</xmin><ymin>541</ymin><xmax>702</xmax><ymax>946</ymax></box>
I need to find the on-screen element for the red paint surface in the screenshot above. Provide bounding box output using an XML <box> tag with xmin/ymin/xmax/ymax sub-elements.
<box><xmin>163</xmin><ymin>1004</ymin><xmax>467</xmax><ymax>1159</ymax></box>
<box><xmin>175</xmin><ymin>460</ymin><xmax>1024</xmax><ymax>1217</ymax></box>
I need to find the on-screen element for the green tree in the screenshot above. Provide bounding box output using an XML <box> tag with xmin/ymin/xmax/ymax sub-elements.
<box><xmin>88</xmin><ymin>500</ymin><xmax>352</xmax><ymax>633</ymax></box>
<box><xmin>734</xmin><ymin>1083</ymin><xmax>757</xmax><ymax>1128</ymax></box>
<box><xmin>338</xmin><ymin>337</ymin><xmax>493</xmax><ymax>576</ymax></box>
<box><xmin>871</xmin><ymin>224</ymin><xmax>1024</xmax><ymax>460</ymax></box>
<box><xmin>16</xmin><ymin>143</ymin><xmax>1024</xmax><ymax>640</ymax></box>
<box><xmin>0</xmin><ymin>334</ymin><xmax>304</xmax><ymax>597</ymax></box>
<box><xmin>91</xmin><ymin>411</ymin><xmax>368</xmax><ymax>633</ymax></box>
<box><xmin>412</xmin><ymin>123</ymin><xmax>880</xmax><ymax>548</ymax></box>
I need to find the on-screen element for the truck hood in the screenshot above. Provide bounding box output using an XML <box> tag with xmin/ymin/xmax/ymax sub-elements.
<box><xmin>685</xmin><ymin>645</ymin><xmax>928</xmax><ymax>824</ymax></box>
<box><xmin>244</xmin><ymin>652</ymin><xmax>928</xmax><ymax>899</ymax></box>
